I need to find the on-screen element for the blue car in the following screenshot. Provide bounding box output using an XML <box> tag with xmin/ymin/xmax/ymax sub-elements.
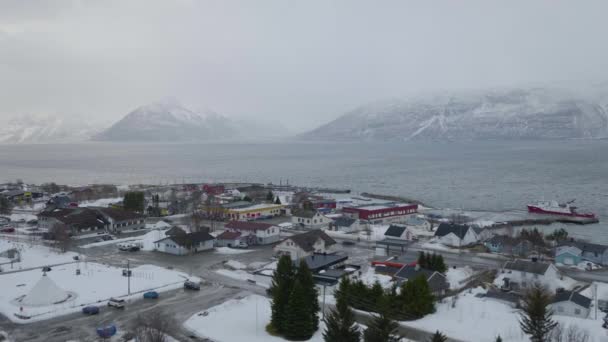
<box><xmin>143</xmin><ymin>291</ymin><xmax>159</xmax><ymax>299</ymax></box>
<box><xmin>82</xmin><ymin>306</ymin><xmax>100</xmax><ymax>315</ymax></box>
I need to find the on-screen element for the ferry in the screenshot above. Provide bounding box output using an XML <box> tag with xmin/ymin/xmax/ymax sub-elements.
<box><xmin>527</xmin><ymin>200</ymin><xmax>596</xmax><ymax>219</ymax></box>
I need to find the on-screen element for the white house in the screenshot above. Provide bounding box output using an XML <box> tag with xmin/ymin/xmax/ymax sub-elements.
<box><xmin>224</xmin><ymin>221</ymin><xmax>280</xmax><ymax>245</ymax></box>
<box><xmin>549</xmin><ymin>290</ymin><xmax>591</xmax><ymax>319</ymax></box>
<box><xmin>329</xmin><ymin>217</ymin><xmax>361</xmax><ymax>233</ymax></box>
<box><xmin>434</xmin><ymin>223</ymin><xmax>479</xmax><ymax>247</ymax></box>
<box><xmin>383</xmin><ymin>224</ymin><xmax>414</xmax><ymax>241</ymax></box>
<box><xmin>154</xmin><ymin>231</ymin><xmax>216</xmax><ymax>256</ymax></box>
<box><xmin>503</xmin><ymin>260</ymin><xmax>561</xmax><ymax>290</ymax></box>
<box><xmin>292</xmin><ymin>209</ymin><xmax>332</xmax><ymax>229</ymax></box>
<box><xmin>215</xmin><ymin>230</ymin><xmax>244</xmax><ymax>247</ymax></box>
<box><xmin>404</xmin><ymin>215</ymin><xmax>432</xmax><ymax>232</ymax></box>
<box><xmin>274</xmin><ymin>229</ymin><xmax>336</xmax><ymax>261</ymax></box>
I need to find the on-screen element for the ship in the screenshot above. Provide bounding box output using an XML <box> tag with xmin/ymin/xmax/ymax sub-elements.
<box><xmin>527</xmin><ymin>200</ymin><xmax>596</xmax><ymax>219</ymax></box>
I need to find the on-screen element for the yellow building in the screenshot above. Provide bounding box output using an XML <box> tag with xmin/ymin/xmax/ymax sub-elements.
<box><xmin>225</xmin><ymin>203</ymin><xmax>283</xmax><ymax>221</ymax></box>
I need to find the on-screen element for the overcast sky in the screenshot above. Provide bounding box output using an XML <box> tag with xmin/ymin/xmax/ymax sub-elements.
<box><xmin>1</xmin><ymin>0</ymin><xmax>608</xmax><ymax>132</ymax></box>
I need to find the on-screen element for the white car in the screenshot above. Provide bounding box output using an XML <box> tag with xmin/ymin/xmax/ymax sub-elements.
<box><xmin>107</xmin><ymin>298</ymin><xmax>126</xmax><ymax>309</ymax></box>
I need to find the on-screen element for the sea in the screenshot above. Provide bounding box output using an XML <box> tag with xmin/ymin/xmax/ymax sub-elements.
<box><xmin>1</xmin><ymin>139</ymin><xmax>607</xmax><ymax>241</ymax></box>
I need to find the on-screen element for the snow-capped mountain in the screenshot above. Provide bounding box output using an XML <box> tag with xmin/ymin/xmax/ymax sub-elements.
<box><xmin>95</xmin><ymin>100</ymin><xmax>238</xmax><ymax>141</ymax></box>
<box><xmin>302</xmin><ymin>87</ymin><xmax>608</xmax><ymax>141</ymax></box>
<box><xmin>0</xmin><ymin>115</ymin><xmax>102</xmax><ymax>144</ymax></box>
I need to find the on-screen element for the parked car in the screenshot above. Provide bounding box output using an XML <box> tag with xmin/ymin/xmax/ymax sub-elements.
<box><xmin>82</xmin><ymin>306</ymin><xmax>100</xmax><ymax>315</ymax></box>
<box><xmin>143</xmin><ymin>291</ymin><xmax>159</xmax><ymax>299</ymax></box>
<box><xmin>184</xmin><ymin>280</ymin><xmax>200</xmax><ymax>291</ymax></box>
<box><xmin>42</xmin><ymin>266</ymin><xmax>52</xmax><ymax>272</ymax></box>
<box><xmin>108</xmin><ymin>298</ymin><xmax>126</xmax><ymax>308</ymax></box>
<box><xmin>128</xmin><ymin>246</ymin><xmax>140</xmax><ymax>252</ymax></box>
<box><xmin>235</xmin><ymin>241</ymin><xmax>249</xmax><ymax>249</ymax></box>
<box><xmin>101</xmin><ymin>235</ymin><xmax>114</xmax><ymax>241</ymax></box>
<box><xmin>0</xmin><ymin>227</ymin><xmax>15</xmax><ymax>233</ymax></box>
<box><xmin>122</xmin><ymin>269</ymin><xmax>132</xmax><ymax>277</ymax></box>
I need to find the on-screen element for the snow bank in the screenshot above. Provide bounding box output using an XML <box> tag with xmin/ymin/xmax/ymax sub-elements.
<box><xmin>214</xmin><ymin>247</ymin><xmax>254</xmax><ymax>255</ymax></box>
<box><xmin>356</xmin><ymin>266</ymin><xmax>393</xmax><ymax>288</ymax></box>
<box><xmin>184</xmin><ymin>295</ymin><xmax>326</xmax><ymax>342</ymax></box>
<box><xmin>79</xmin><ymin>197</ymin><xmax>122</xmax><ymax>207</ymax></box>
<box><xmin>446</xmin><ymin>266</ymin><xmax>474</xmax><ymax>290</ymax></box>
<box><xmin>225</xmin><ymin>260</ymin><xmax>247</xmax><ymax>270</ymax></box>
<box><xmin>79</xmin><ymin>229</ymin><xmax>167</xmax><ymax>250</ymax></box>
<box><xmin>0</xmin><ymin>239</ymin><xmax>78</xmax><ymax>269</ymax></box>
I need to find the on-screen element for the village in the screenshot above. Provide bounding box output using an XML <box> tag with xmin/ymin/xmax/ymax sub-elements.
<box><xmin>1</xmin><ymin>180</ymin><xmax>608</xmax><ymax>342</ymax></box>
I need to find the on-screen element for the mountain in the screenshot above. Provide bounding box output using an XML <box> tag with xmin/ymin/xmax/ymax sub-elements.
<box><xmin>0</xmin><ymin>115</ymin><xmax>102</xmax><ymax>144</ymax></box>
<box><xmin>302</xmin><ymin>87</ymin><xmax>608</xmax><ymax>141</ymax></box>
<box><xmin>95</xmin><ymin>100</ymin><xmax>238</xmax><ymax>142</ymax></box>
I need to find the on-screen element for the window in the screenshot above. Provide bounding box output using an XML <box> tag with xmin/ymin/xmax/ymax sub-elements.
<box><xmin>575</xmin><ymin>308</ymin><xmax>581</xmax><ymax>315</ymax></box>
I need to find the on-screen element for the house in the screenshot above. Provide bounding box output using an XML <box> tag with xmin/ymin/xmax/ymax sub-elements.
<box><xmin>224</xmin><ymin>221</ymin><xmax>280</xmax><ymax>245</ymax></box>
<box><xmin>484</xmin><ymin>235</ymin><xmax>534</xmax><ymax>257</ymax></box>
<box><xmin>434</xmin><ymin>223</ymin><xmax>478</xmax><ymax>247</ymax></box>
<box><xmin>299</xmin><ymin>253</ymin><xmax>348</xmax><ymax>273</ymax></box>
<box><xmin>549</xmin><ymin>290</ymin><xmax>591</xmax><ymax>318</ymax></box>
<box><xmin>215</xmin><ymin>231</ymin><xmax>244</xmax><ymax>247</ymax></box>
<box><xmin>555</xmin><ymin>241</ymin><xmax>608</xmax><ymax>266</ymax></box>
<box><xmin>94</xmin><ymin>207</ymin><xmax>145</xmax><ymax>232</ymax></box>
<box><xmin>38</xmin><ymin>208</ymin><xmax>108</xmax><ymax>234</ymax></box>
<box><xmin>503</xmin><ymin>260</ymin><xmax>560</xmax><ymax>290</ymax></box>
<box><xmin>342</xmin><ymin>203</ymin><xmax>418</xmax><ymax>224</ymax></box>
<box><xmin>404</xmin><ymin>215</ymin><xmax>432</xmax><ymax>232</ymax></box>
<box><xmin>165</xmin><ymin>226</ymin><xmax>187</xmax><ymax>237</ymax></box>
<box><xmin>384</xmin><ymin>224</ymin><xmax>414</xmax><ymax>241</ymax></box>
<box><xmin>329</xmin><ymin>217</ymin><xmax>360</xmax><ymax>233</ymax></box>
<box><xmin>472</xmin><ymin>227</ymin><xmax>493</xmax><ymax>242</ymax></box>
<box><xmin>46</xmin><ymin>195</ymin><xmax>75</xmax><ymax>210</ymax></box>
<box><xmin>555</xmin><ymin>245</ymin><xmax>583</xmax><ymax>266</ymax></box>
<box><xmin>274</xmin><ymin>229</ymin><xmax>336</xmax><ymax>261</ymax></box>
<box><xmin>154</xmin><ymin>231</ymin><xmax>216</xmax><ymax>255</ymax></box>
<box><xmin>393</xmin><ymin>264</ymin><xmax>449</xmax><ymax>296</ymax></box>
<box><xmin>291</xmin><ymin>209</ymin><xmax>332</xmax><ymax>229</ymax></box>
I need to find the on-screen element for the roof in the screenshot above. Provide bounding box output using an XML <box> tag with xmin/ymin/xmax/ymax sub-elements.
<box><xmin>286</xmin><ymin>229</ymin><xmax>336</xmax><ymax>252</ymax></box>
<box><xmin>434</xmin><ymin>223</ymin><xmax>470</xmax><ymax>239</ymax></box>
<box><xmin>165</xmin><ymin>226</ymin><xmax>187</xmax><ymax>236</ymax></box>
<box><xmin>95</xmin><ymin>207</ymin><xmax>144</xmax><ymax>221</ymax></box>
<box><xmin>394</xmin><ymin>265</ymin><xmax>448</xmax><ymax>292</ymax></box>
<box><xmin>558</xmin><ymin>241</ymin><xmax>608</xmax><ymax>255</ymax></box>
<box><xmin>216</xmin><ymin>231</ymin><xmax>242</xmax><ymax>240</ymax></box>
<box><xmin>384</xmin><ymin>225</ymin><xmax>407</xmax><ymax>237</ymax></box>
<box><xmin>486</xmin><ymin>235</ymin><xmax>531</xmax><ymax>247</ymax></box>
<box><xmin>553</xmin><ymin>290</ymin><xmax>592</xmax><ymax>308</ymax></box>
<box><xmin>405</xmin><ymin>216</ymin><xmax>428</xmax><ymax>226</ymax></box>
<box><xmin>155</xmin><ymin>231</ymin><xmax>215</xmax><ymax>247</ymax></box>
<box><xmin>292</xmin><ymin>209</ymin><xmax>318</xmax><ymax>218</ymax></box>
<box><xmin>299</xmin><ymin>253</ymin><xmax>347</xmax><ymax>272</ymax></box>
<box><xmin>504</xmin><ymin>260</ymin><xmax>552</xmax><ymax>275</ymax></box>
<box><xmin>221</xmin><ymin>201</ymin><xmax>252</xmax><ymax>209</ymax></box>
<box><xmin>38</xmin><ymin>208</ymin><xmax>107</xmax><ymax>230</ymax></box>
<box><xmin>332</xmin><ymin>217</ymin><xmax>356</xmax><ymax>227</ymax></box>
<box><xmin>374</xmin><ymin>265</ymin><xmax>402</xmax><ymax>276</ymax></box>
<box><xmin>224</xmin><ymin>221</ymin><xmax>274</xmax><ymax>231</ymax></box>
<box><xmin>228</xmin><ymin>203</ymin><xmax>282</xmax><ymax>212</ymax></box>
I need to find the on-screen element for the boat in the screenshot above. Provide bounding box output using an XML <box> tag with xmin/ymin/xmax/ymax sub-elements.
<box><xmin>527</xmin><ymin>200</ymin><xmax>596</xmax><ymax>218</ymax></box>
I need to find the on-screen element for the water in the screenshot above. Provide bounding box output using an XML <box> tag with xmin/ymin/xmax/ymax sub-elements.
<box><xmin>1</xmin><ymin>140</ymin><xmax>607</xmax><ymax>240</ymax></box>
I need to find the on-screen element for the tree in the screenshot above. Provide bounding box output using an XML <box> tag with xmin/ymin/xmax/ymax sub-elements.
<box><xmin>133</xmin><ymin>309</ymin><xmax>176</xmax><ymax>342</ymax></box>
<box><xmin>275</xmin><ymin>197</ymin><xmax>282</xmax><ymax>205</ymax></box>
<box><xmin>50</xmin><ymin>223</ymin><xmax>72</xmax><ymax>253</ymax></box>
<box><xmin>546</xmin><ymin>228</ymin><xmax>568</xmax><ymax>242</ymax></box>
<box><xmin>296</xmin><ymin>260</ymin><xmax>320</xmax><ymax>331</ymax></box>
<box><xmin>243</xmin><ymin>195</ymin><xmax>253</xmax><ymax>202</ymax></box>
<box><xmin>400</xmin><ymin>275</ymin><xmax>435</xmax><ymax>318</ymax></box>
<box><xmin>269</xmin><ymin>255</ymin><xmax>296</xmax><ymax>333</ymax></box>
<box><xmin>428</xmin><ymin>330</ymin><xmax>447</xmax><ymax>342</ymax></box>
<box><xmin>496</xmin><ymin>335</ymin><xmax>503</xmax><ymax>342</ymax></box>
<box><xmin>0</xmin><ymin>196</ymin><xmax>12</xmax><ymax>216</ymax></box>
<box><xmin>323</xmin><ymin>287</ymin><xmax>360</xmax><ymax>342</ymax></box>
<box><xmin>519</xmin><ymin>284</ymin><xmax>558</xmax><ymax>342</ymax></box>
<box><xmin>123</xmin><ymin>191</ymin><xmax>145</xmax><ymax>212</ymax></box>
<box><xmin>363</xmin><ymin>312</ymin><xmax>400</xmax><ymax>342</ymax></box>
<box><xmin>266</xmin><ymin>191</ymin><xmax>275</xmax><ymax>201</ymax></box>
<box><xmin>285</xmin><ymin>280</ymin><xmax>316</xmax><ymax>341</ymax></box>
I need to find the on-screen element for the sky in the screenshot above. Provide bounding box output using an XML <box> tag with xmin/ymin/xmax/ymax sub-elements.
<box><xmin>1</xmin><ymin>0</ymin><xmax>608</xmax><ymax>132</ymax></box>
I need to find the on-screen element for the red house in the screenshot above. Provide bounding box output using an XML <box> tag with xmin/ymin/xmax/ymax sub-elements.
<box><xmin>203</xmin><ymin>184</ymin><xmax>225</xmax><ymax>196</ymax></box>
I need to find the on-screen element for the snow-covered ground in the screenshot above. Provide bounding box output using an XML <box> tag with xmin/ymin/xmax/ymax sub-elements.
<box><xmin>80</xmin><ymin>229</ymin><xmax>168</xmax><ymax>250</ymax></box>
<box><xmin>356</xmin><ymin>266</ymin><xmax>393</xmax><ymax>288</ymax></box>
<box><xmin>494</xmin><ymin>272</ymin><xmax>580</xmax><ymax>293</ymax></box>
<box><xmin>214</xmin><ymin>247</ymin><xmax>254</xmax><ymax>255</ymax></box>
<box><xmin>184</xmin><ymin>295</ymin><xmax>327</xmax><ymax>342</ymax></box>
<box><xmin>324</xmin><ymin>224</ymin><xmax>389</xmax><ymax>242</ymax></box>
<box><xmin>557</xmin><ymin>260</ymin><xmax>602</xmax><ymax>271</ymax></box>
<box><xmin>403</xmin><ymin>287</ymin><xmax>608</xmax><ymax>342</ymax></box>
<box><xmin>0</xmin><ymin>239</ymin><xmax>78</xmax><ymax>270</ymax></box>
<box><xmin>445</xmin><ymin>266</ymin><xmax>474</xmax><ymax>290</ymax></box>
<box><xmin>420</xmin><ymin>240</ymin><xmax>457</xmax><ymax>252</ymax></box>
<box><xmin>8</xmin><ymin>213</ymin><xmax>37</xmax><ymax>223</ymax></box>
<box><xmin>78</xmin><ymin>197</ymin><xmax>122</xmax><ymax>207</ymax></box>
<box><xmin>0</xmin><ymin>262</ymin><xmax>197</xmax><ymax>323</ymax></box>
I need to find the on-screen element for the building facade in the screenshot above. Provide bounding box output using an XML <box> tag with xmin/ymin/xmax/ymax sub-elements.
<box><xmin>342</xmin><ymin>203</ymin><xmax>418</xmax><ymax>224</ymax></box>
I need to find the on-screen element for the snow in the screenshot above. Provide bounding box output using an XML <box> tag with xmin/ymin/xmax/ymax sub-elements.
<box><xmin>493</xmin><ymin>272</ymin><xmax>580</xmax><ymax>293</ymax></box>
<box><xmin>214</xmin><ymin>247</ymin><xmax>254</xmax><ymax>255</ymax></box>
<box><xmin>445</xmin><ymin>266</ymin><xmax>474</xmax><ymax>290</ymax></box>
<box><xmin>403</xmin><ymin>287</ymin><xmax>608</xmax><ymax>342</ymax></box>
<box><xmin>0</xmin><ymin>239</ymin><xmax>79</xmax><ymax>270</ymax></box>
<box><xmin>420</xmin><ymin>240</ymin><xmax>457</xmax><ymax>252</ymax></box>
<box><xmin>356</xmin><ymin>266</ymin><xmax>393</xmax><ymax>288</ymax></box>
<box><xmin>557</xmin><ymin>260</ymin><xmax>602</xmax><ymax>271</ymax></box>
<box><xmin>79</xmin><ymin>197</ymin><xmax>122</xmax><ymax>207</ymax></box>
<box><xmin>324</xmin><ymin>224</ymin><xmax>389</xmax><ymax>242</ymax></box>
<box><xmin>225</xmin><ymin>260</ymin><xmax>247</xmax><ymax>270</ymax></box>
<box><xmin>0</xmin><ymin>263</ymin><xmax>197</xmax><ymax>323</ymax></box>
<box><xmin>8</xmin><ymin>213</ymin><xmax>37</xmax><ymax>222</ymax></box>
<box><xmin>215</xmin><ymin>269</ymin><xmax>255</xmax><ymax>283</ymax></box>
<box><xmin>79</xmin><ymin>229</ymin><xmax>168</xmax><ymax>250</ymax></box>
<box><xmin>184</xmin><ymin>295</ymin><xmax>327</xmax><ymax>342</ymax></box>
<box><xmin>146</xmin><ymin>221</ymin><xmax>172</xmax><ymax>230</ymax></box>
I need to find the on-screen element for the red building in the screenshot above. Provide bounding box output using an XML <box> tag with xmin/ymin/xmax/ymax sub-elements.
<box><xmin>312</xmin><ymin>199</ymin><xmax>337</xmax><ymax>210</ymax></box>
<box><xmin>342</xmin><ymin>203</ymin><xmax>418</xmax><ymax>223</ymax></box>
<box><xmin>203</xmin><ymin>184</ymin><xmax>225</xmax><ymax>196</ymax></box>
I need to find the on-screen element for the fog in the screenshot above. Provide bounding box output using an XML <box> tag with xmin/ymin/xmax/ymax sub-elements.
<box><xmin>1</xmin><ymin>0</ymin><xmax>608</xmax><ymax>132</ymax></box>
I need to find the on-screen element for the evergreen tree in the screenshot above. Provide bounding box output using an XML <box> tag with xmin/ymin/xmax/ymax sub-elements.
<box><xmin>275</xmin><ymin>197</ymin><xmax>282</xmax><ymax>205</ymax></box>
<box><xmin>123</xmin><ymin>191</ymin><xmax>145</xmax><ymax>212</ymax></box>
<box><xmin>0</xmin><ymin>196</ymin><xmax>12</xmax><ymax>215</ymax></box>
<box><xmin>322</xmin><ymin>282</ymin><xmax>360</xmax><ymax>342</ymax></box>
<box><xmin>435</xmin><ymin>254</ymin><xmax>447</xmax><ymax>273</ymax></box>
<box><xmin>417</xmin><ymin>252</ymin><xmax>426</xmax><ymax>268</ymax></box>
<box><xmin>285</xmin><ymin>280</ymin><xmax>315</xmax><ymax>341</ymax></box>
<box><xmin>296</xmin><ymin>260</ymin><xmax>320</xmax><ymax>331</ymax></box>
<box><xmin>269</xmin><ymin>256</ymin><xmax>296</xmax><ymax>333</ymax></box>
<box><xmin>400</xmin><ymin>275</ymin><xmax>435</xmax><ymax>318</ymax></box>
<box><xmin>495</xmin><ymin>335</ymin><xmax>503</xmax><ymax>342</ymax></box>
<box><xmin>363</xmin><ymin>312</ymin><xmax>400</xmax><ymax>342</ymax></box>
<box><xmin>519</xmin><ymin>284</ymin><xmax>557</xmax><ymax>342</ymax></box>
<box><xmin>430</xmin><ymin>254</ymin><xmax>439</xmax><ymax>270</ymax></box>
<box><xmin>425</xmin><ymin>253</ymin><xmax>433</xmax><ymax>270</ymax></box>
<box><xmin>266</xmin><ymin>190</ymin><xmax>274</xmax><ymax>201</ymax></box>
<box><xmin>243</xmin><ymin>195</ymin><xmax>252</xmax><ymax>202</ymax></box>
<box><xmin>428</xmin><ymin>330</ymin><xmax>447</xmax><ymax>342</ymax></box>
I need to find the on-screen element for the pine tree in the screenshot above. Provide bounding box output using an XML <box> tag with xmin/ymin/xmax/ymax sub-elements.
<box><xmin>401</xmin><ymin>275</ymin><xmax>435</xmax><ymax>318</ymax></box>
<box><xmin>269</xmin><ymin>255</ymin><xmax>296</xmax><ymax>333</ymax></box>
<box><xmin>435</xmin><ymin>254</ymin><xmax>447</xmax><ymax>273</ymax></box>
<box><xmin>266</xmin><ymin>190</ymin><xmax>274</xmax><ymax>201</ymax></box>
<box><xmin>322</xmin><ymin>282</ymin><xmax>360</xmax><ymax>342</ymax></box>
<box><xmin>430</xmin><ymin>254</ymin><xmax>439</xmax><ymax>271</ymax></box>
<box><xmin>519</xmin><ymin>284</ymin><xmax>558</xmax><ymax>342</ymax></box>
<box><xmin>428</xmin><ymin>330</ymin><xmax>447</xmax><ymax>342</ymax></box>
<box><xmin>495</xmin><ymin>335</ymin><xmax>503</xmax><ymax>342</ymax></box>
<box><xmin>363</xmin><ymin>312</ymin><xmax>400</xmax><ymax>342</ymax></box>
<box><xmin>275</xmin><ymin>197</ymin><xmax>282</xmax><ymax>205</ymax></box>
<box><xmin>285</xmin><ymin>280</ymin><xmax>315</xmax><ymax>341</ymax></box>
<box><xmin>417</xmin><ymin>252</ymin><xmax>426</xmax><ymax>268</ymax></box>
<box><xmin>425</xmin><ymin>253</ymin><xmax>433</xmax><ymax>270</ymax></box>
<box><xmin>0</xmin><ymin>196</ymin><xmax>12</xmax><ymax>215</ymax></box>
<box><xmin>296</xmin><ymin>260</ymin><xmax>320</xmax><ymax>331</ymax></box>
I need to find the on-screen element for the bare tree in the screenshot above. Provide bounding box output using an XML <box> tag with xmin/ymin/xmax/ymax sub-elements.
<box><xmin>50</xmin><ymin>223</ymin><xmax>72</xmax><ymax>253</ymax></box>
<box><xmin>133</xmin><ymin>309</ymin><xmax>177</xmax><ymax>342</ymax></box>
<box><xmin>550</xmin><ymin>324</ymin><xmax>589</xmax><ymax>342</ymax></box>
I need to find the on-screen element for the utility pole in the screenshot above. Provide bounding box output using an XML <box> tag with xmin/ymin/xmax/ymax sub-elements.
<box><xmin>322</xmin><ymin>284</ymin><xmax>327</xmax><ymax>320</ymax></box>
<box><xmin>127</xmin><ymin>259</ymin><xmax>131</xmax><ymax>295</ymax></box>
